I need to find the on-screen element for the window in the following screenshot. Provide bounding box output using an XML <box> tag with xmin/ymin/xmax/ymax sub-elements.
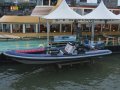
<box><xmin>37</xmin><ymin>0</ymin><xmax>43</xmax><ymax>5</ymax></box>
<box><xmin>84</xmin><ymin>9</ymin><xmax>93</xmax><ymax>15</ymax></box>
<box><xmin>74</xmin><ymin>9</ymin><xmax>83</xmax><ymax>15</ymax></box>
<box><xmin>87</xmin><ymin>0</ymin><xmax>97</xmax><ymax>3</ymax></box>
<box><xmin>43</xmin><ymin>0</ymin><xmax>49</xmax><ymax>5</ymax></box>
<box><xmin>51</xmin><ymin>0</ymin><xmax>57</xmax><ymax>6</ymax></box>
<box><xmin>118</xmin><ymin>0</ymin><xmax>120</xmax><ymax>6</ymax></box>
<box><xmin>37</xmin><ymin>0</ymin><xmax>57</xmax><ymax>6</ymax></box>
<box><xmin>113</xmin><ymin>10</ymin><xmax>120</xmax><ymax>15</ymax></box>
<box><xmin>66</xmin><ymin>0</ymin><xmax>76</xmax><ymax>6</ymax></box>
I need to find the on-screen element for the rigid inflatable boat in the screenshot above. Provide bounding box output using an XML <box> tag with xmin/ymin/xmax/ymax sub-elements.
<box><xmin>3</xmin><ymin>42</ymin><xmax>112</xmax><ymax>64</ymax></box>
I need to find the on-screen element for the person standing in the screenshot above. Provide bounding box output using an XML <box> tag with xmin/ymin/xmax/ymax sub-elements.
<box><xmin>73</xmin><ymin>20</ymin><xmax>82</xmax><ymax>43</ymax></box>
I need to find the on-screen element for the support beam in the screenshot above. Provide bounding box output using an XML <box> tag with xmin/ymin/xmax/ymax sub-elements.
<box><xmin>47</xmin><ymin>21</ymin><xmax>50</xmax><ymax>47</ymax></box>
<box><xmin>38</xmin><ymin>17</ymin><xmax>40</xmax><ymax>33</ymax></box>
<box><xmin>36</xmin><ymin>24</ymin><xmax>38</xmax><ymax>33</ymax></box>
<box><xmin>101</xmin><ymin>24</ymin><xmax>103</xmax><ymax>32</ymax></box>
<box><xmin>91</xmin><ymin>20</ymin><xmax>95</xmax><ymax>42</ymax></box>
<box><xmin>117</xmin><ymin>24</ymin><xmax>119</xmax><ymax>32</ymax></box>
<box><xmin>37</xmin><ymin>0</ymin><xmax>43</xmax><ymax>5</ymax></box>
<box><xmin>110</xmin><ymin>24</ymin><xmax>112</xmax><ymax>32</ymax></box>
<box><xmin>10</xmin><ymin>24</ymin><xmax>13</xmax><ymax>33</ymax></box>
<box><xmin>71</xmin><ymin>24</ymin><xmax>73</xmax><ymax>34</ymax></box>
<box><xmin>81</xmin><ymin>9</ymin><xmax>84</xmax><ymax>15</ymax></box>
<box><xmin>60</xmin><ymin>24</ymin><xmax>62</xmax><ymax>33</ymax></box>
<box><xmin>49</xmin><ymin>0</ymin><xmax>51</xmax><ymax>6</ymax></box>
<box><xmin>23</xmin><ymin>24</ymin><xmax>25</xmax><ymax>33</ymax></box>
<box><xmin>42</xmin><ymin>0</ymin><xmax>43</xmax><ymax>5</ymax></box>
<box><xmin>1</xmin><ymin>23</ymin><xmax>4</xmax><ymax>32</ymax></box>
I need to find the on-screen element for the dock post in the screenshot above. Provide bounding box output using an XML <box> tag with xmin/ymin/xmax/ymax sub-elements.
<box><xmin>105</xmin><ymin>38</ymin><xmax>109</xmax><ymax>45</ymax></box>
<box><xmin>112</xmin><ymin>37</ymin><xmax>115</xmax><ymax>46</ymax></box>
<box><xmin>58</xmin><ymin>64</ymin><xmax>62</xmax><ymax>69</ymax></box>
<box><xmin>10</xmin><ymin>24</ymin><xmax>13</xmax><ymax>33</ymax></box>
<box><xmin>118</xmin><ymin>37</ymin><xmax>120</xmax><ymax>45</ymax></box>
<box><xmin>89</xmin><ymin>58</ymin><xmax>95</xmax><ymax>64</ymax></box>
<box><xmin>23</xmin><ymin>24</ymin><xmax>25</xmax><ymax>33</ymax></box>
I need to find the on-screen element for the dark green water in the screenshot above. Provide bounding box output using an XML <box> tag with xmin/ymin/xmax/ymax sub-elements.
<box><xmin>0</xmin><ymin>54</ymin><xmax>120</xmax><ymax>90</ymax></box>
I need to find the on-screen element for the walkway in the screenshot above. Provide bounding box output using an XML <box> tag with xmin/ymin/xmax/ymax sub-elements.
<box><xmin>0</xmin><ymin>31</ymin><xmax>120</xmax><ymax>38</ymax></box>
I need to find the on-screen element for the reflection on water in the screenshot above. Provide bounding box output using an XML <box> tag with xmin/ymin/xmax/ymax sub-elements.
<box><xmin>0</xmin><ymin>54</ymin><xmax>120</xmax><ymax>90</ymax></box>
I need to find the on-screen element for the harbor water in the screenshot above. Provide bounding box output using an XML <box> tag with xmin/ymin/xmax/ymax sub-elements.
<box><xmin>0</xmin><ymin>54</ymin><xmax>120</xmax><ymax>90</ymax></box>
<box><xmin>0</xmin><ymin>39</ymin><xmax>47</xmax><ymax>51</ymax></box>
<box><xmin>0</xmin><ymin>39</ymin><xmax>120</xmax><ymax>90</ymax></box>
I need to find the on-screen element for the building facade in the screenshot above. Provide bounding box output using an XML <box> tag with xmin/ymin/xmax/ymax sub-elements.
<box><xmin>0</xmin><ymin>0</ymin><xmax>120</xmax><ymax>17</ymax></box>
<box><xmin>0</xmin><ymin>0</ymin><xmax>120</xmax><ymax>35</ymax></box>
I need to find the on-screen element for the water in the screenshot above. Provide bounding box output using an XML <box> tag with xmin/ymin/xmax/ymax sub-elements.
<box><xmin>0</xmin><ymin>39</ymin><xmax>47</xmax><ymax>51</ymax></box>
<box><xmin>0</xmin><ymin>54</ymin><xmax>120</xmax><ymax>90</ymax></box>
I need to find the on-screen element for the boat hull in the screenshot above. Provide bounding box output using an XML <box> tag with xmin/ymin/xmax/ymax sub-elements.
<box><xmin>3</xmin><ymin>50</ymin><xmax>112</xmax><ymax>64</ymax></box>
<box><xmin>105</xmin><ymin>46</ymin><xmax>120</xmax><ymax>54</ymax></box>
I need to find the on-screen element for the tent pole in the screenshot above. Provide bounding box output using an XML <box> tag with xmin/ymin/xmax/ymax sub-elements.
<box><xmin>42</xmin><ymin>0</ymin><xmax>43</xmax><ymax>5</ymax></box>
<box><xmin>60</xmin><ymin>24</ymin><xmax>62</xmax><ymax>33</ymax></box>
<box><xmin>47</xmin><ymin>20</ymin><xmax>50</xmax><ymax>47</ymax></box>
<box><xmin>110</xmin><ymin>24</ymin><xmax>112</xmax><ymax>32</ymax></box>
<box><xmin>71</xmin><ymin>23</ymin><xmax>72</xmax><ymax>34</ymax></box>
<box><xmin>101</xmin><ymin>24</ymin><xmax>103</xmax><ymax>32</ymax></box>
<box><xmin>91</xmin><ymin>20</ymin><xmax>95</xmax><ymax>43</ymax></box>
<box><xmin>49</xmin><ymin>0</ymin><xmax>50</xmax><ymax>6</ymax></box>
<box><xmin>23</xmin><ymin>24</ymin><xmax>25</xmax><ymax>33</ymax></box>
<box><xmin>10</xmin><ymin>24</ymin><xmax>13</xmax><ymax>33</ymax></box>
<box><xmin>35</xmin><ymin>24</ymin><xmax>38</xmax><ymax>33</ymax></box>
<box><xmin>89</xmin><ymin>21</ymin><xmax>91</xmax><ymax>32</ymax></box>
<box><xmin>1</xmin><ymin>23</ymin><xmax>4</xmax><ymax>32</ymax></box>
<box><xmin>118</xmin><ymin>24</ymin><xmax>120</xmax><ymax>32</ymax></box>
<box><xmin>38</xmin><ymin>17</ymin><xmax>40</xmax><ymax>33</ymax></box>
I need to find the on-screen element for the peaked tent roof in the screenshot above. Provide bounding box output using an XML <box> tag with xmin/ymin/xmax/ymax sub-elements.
<box><xmin>83</xmin><ymin>0</ymin><xmax>119</xmax><ymax>20</ymax></box>
<box><xmin>43</xmin><ymin>0</ymin><xmax>83</xmax><ymax>20</ymax></box>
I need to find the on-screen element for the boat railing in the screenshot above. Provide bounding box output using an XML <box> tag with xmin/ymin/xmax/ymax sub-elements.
<box><xmin>104</xmin><ymin>36</ymin><xmax>120</xmax><ymax>46</ymax></box>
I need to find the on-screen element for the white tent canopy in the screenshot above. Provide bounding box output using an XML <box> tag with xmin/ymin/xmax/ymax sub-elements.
<box><xmin>83</xmin><ymin>1</ymin><xmax>119</xmax><ymax>20</ymax></box>
<box><xmin>43</xmin><ymin>0</ymin><xmax>83</xmax><ymax>20</ymax></box>
<box><xmin>43</xmin><ymin>0</ymin><xmax>83</xmax><ymax>47</ymax></box>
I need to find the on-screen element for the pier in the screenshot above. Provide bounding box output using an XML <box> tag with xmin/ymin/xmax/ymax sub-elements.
<box><xmin>0</xmin><ymin>31</ymin><xmax>120</xmax><ymax>39</ymax></box>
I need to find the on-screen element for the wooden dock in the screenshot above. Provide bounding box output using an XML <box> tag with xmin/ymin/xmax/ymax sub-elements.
<box><xmin>0</xmin><ymin>31</ymin><xmax>120</xmax><ymax>38</ymax></box>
